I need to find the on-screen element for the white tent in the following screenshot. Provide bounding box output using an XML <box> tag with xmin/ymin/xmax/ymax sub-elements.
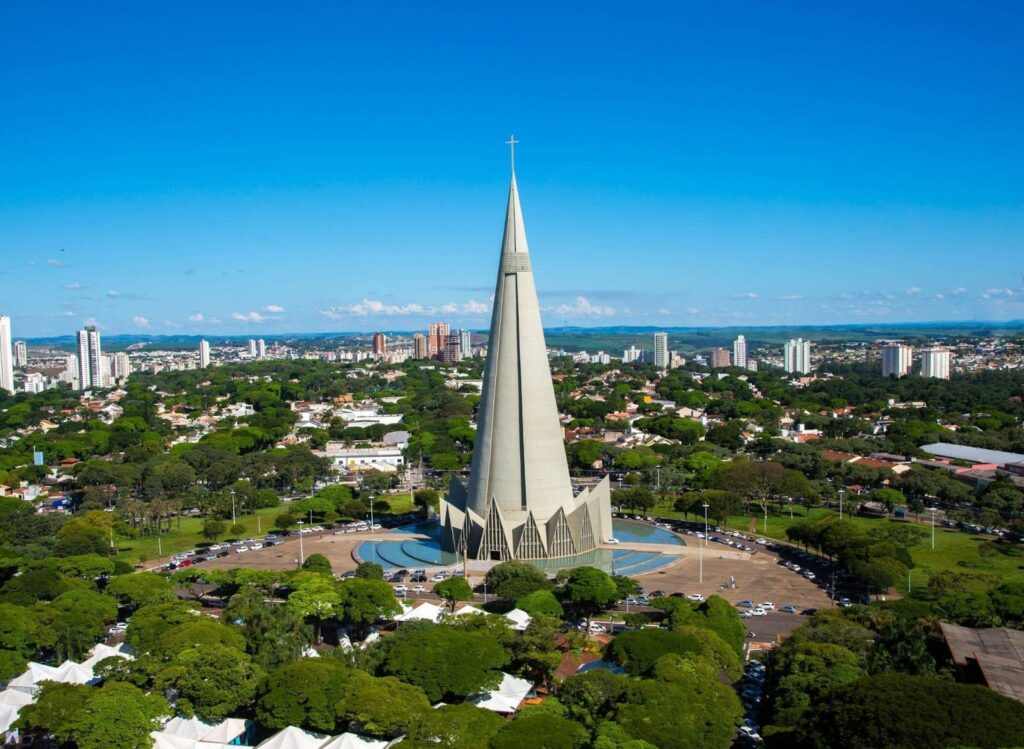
<box><xmin>256</xmin><ymin>726</ymin><xmax>330</xmax><ymax>749</ymax></box>
<box><xmin>151</xmin><ymin>733</ymin><xmax>197</xmax><ymax>749</ymax></box>
<box><xmin>163</xmin><ymin>716</ymin><xmax>215</xmax><ymax>740</ymax></box>
<box><xmin>504</xmin><ymin>609</ymin><xmax>532</xmax><ymax>631</ymax></box>
<box><xmin>0</xmin><ymin>704</ymin><xmax>23</xmax><ymax>733</ymax></box>
<box><xmin>394</xmin><ymin>602</ymin><xmax>445</xmax><ymax>623</ymax></box>
<box><xmin>54</xmin><ymin>660</ymin><xmax>96</xmax><ymax>685</ymax></box>
<box><xmin>318</xmin><ymin>733</ymin><xmax>388</xmax><ymax>749</ymax></box>
<box><xmin>468</xmin><ymin>672</ymin><xmax>533</xmax><ymax>714</ymax></box>
<box><xmin>7</xmin><ymin>662</ymin><xmax>60</xmax><ymax>694</ymax></box>
<box><xmin>82</xmin><ymin>641</ymin><xmax>134</xmax><ymax>669</ymax></box>
<box><xmin>452</xmin><ymin>605</ymin><xmax>485</xmax><ymax>617</ymax></box>
<box><xmin>0</xmin><ymin>690</ymin><xmax>33</xmax><ymax>708</ymax></box>
<box><xmin>201</xmin><ymin>717</ymin><xmax>251</xmax><ymax>744</ymax></box>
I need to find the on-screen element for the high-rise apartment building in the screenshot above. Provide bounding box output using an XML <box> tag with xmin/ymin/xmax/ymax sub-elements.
<box><xmin>23</xmin><ymin>372</ymin><xmax>45</xmax><ymax>394</ymax></box>
<box><xmin>413</xmin><ymin>333</ymin><xmax>428</xmax><ymax>359</ymax></box>
<box><xmin>653</xmin><ymin>332</ymin><xmax>669</xmax><ymax>370</ymax></box>
<box><xmin>247</xmin><ymin>339</ymin><xmax>258</xmax><ymax>357</ymax></box>
<box><xmin>881</xmin><ymin>343</ymin><xmax>913</xmax><ymax>377</ymax></box>
<box><xmin>428</xmin><ymin>322</ymin><xmax>450</xmax><ymax>358</ymax></box>
<box><xmin>622</xmin><ymin>345</ymin><xmax>644</xmax><ymax>364</ymax></box>
<box><xmin>444</xmin><ymin>333</ymin><xmax>463</xmax><ymax>362</ymax></box>
<box><xmin>111</xmin><ymin>352</ymin><xmax>131</xmax><ymax>381</ymax></box>
<box><xmin>256</xmin><ymin>339</ymin><xmax>266</xmax><ymax>359</ymax></box>
<box><xmin>13</xmin><ymin>340</ymin><xmax>27</xmax><ymax>368</ymax></box>
<box><xmin>76</xmin><ymin>326</ymin><xmax>103</xmax><ymax>389</ymax></box>
<box><xmin>0</xmin><ymin>316</ymin><xmax>13</xmax><ymax>394</ymax></box>
<box><xmin>458</xmin><ymin>329</ymin><xmax>471</xmax><ymax>358</ymax></box>
<box><xmin>199</xmin><ymin>339</ymin><xmax>211</xmax><ymax>368</ymax></box>
<box><xmin>711</xmin><ymin>348</ymin><xmax>731</xmax><ymax>368</ymax></box>
<box><xmin>920</xmin><ymin>348</ymin><xmax>951</xmax><ymax>379</ymax></box>
<box><xmin>372</xmin><ymin>332</ymin><xmax>387</xmax><ymax>355</ymax></box>
<box><xmin>783</xmin><ymin>338</ymin><xmax>812</xmax><ymax>374</ymax></box>
<box><xmin>733</xmin><ymin>335</ymin><xmax>748</xmax><ymax>369</ymax></box>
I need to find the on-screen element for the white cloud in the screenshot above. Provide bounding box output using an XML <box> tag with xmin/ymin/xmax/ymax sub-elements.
<box><xmin>463</xmin><ymin>299</ymin><xmax>490</xmax><ymax>314</ymax></box>
<box><xmin>733</xmin><ymin>292</ymin><xmax>758</xmax><ymax>300</ymax></box>
<box><xmin>657</xmin><ymin>308</ymin><xmax>672</xmax><ymax>315</ymax></box>
<box><xmin>47</xmin><ymin>258</ymin><xmax>63</xmax><ymax>267</ymax></box>
<box><xmin>232</xmin><ymin>311</ymin><xmax>266</xmax><ymax>323</ymax></box>
<box><xmin>777</xmin><ymin>294</ymin><xmax>803</xmax><ymax>301</ymax></box>
<box><xmin>552</xmin><ymin>296</ymin><xmax>615</xmax><ymax>317</ymax></box>
<box><xmin>264</xmin><ymin>304</ymin><xmax>285</xmax><ymax>313</ymax></box>
<box><xmin>952</xmin><ymin>287</ymin><xmax>968</xmax><ymax>295</ymax></box>
<box><xmin>132</xmin><ymin>316</ymin><xmax>150</xmax><ymax>327</ymax></box>
<box><xmin>83</xmin><ymin>316</ymin><xmax>105</xmax><ymax>329</ymax></box>
<box><xmin>980</xmin><ymin>288</ymin><xmax>1017</xmax><ymax>299</ymax></box>
<box><xmin>59</xmin><ymin>310</ymin><xmax>75</xmax><ymax>318</ymax></box>
<box><xmin>685</xmin><ymin>307</ymin><xmax>700</xmax><ymax>314</ymax></box>
<box><xmin>64</xmin><ymin>281</ymin><xmax>84</xmax><ymax>290</ymax></box>
<box><xmin>107</xmin><ymin>290</ymin><xmax>120</xmax><ymax>298</ymax></box>
<box><xmin>163</xmin><ymin>320</ymin><xmax>181</xmax><ymax>328</ymax></box>
<box><xmin>906</xmin><ymin>287</ymin><xmax>922</xmax><ymax>295</ymax></box>
<box><xmin>187</xmin><ymin>313</ymin><xmax>204</xmax><ymax>323</ymax></box>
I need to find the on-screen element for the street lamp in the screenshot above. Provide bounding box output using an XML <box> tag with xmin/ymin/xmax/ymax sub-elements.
<box><xmin>929</xmin><ymin>506</ymin><xmax>938</xmax><ymax>550</ymax></box>
<box><xmin>838</xmin><ymin>488</ymin><xmax>845</xmax><ymax>520</ymax></box>
<box><xmin>230</xmin><ymin>490</ymin><xmax>237</xmax><ymax>526</ymax></box>
<box><xmin>297</xmin><ymin>520</ymin><xmax>305</xmax><ymax>565</ymax></box>
<box><xmin>701</xmin><ymin>502</ymin><xmax>709</xmax><ymax>584</ymax></box>
<box><xmin>369</xmin><ymin>495</ymin><xmax>375</xmax><ymax>537</ymax></box>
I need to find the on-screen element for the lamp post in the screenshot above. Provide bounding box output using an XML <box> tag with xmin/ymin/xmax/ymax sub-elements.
<box><xmin>701</xmin><ymin>502</ymin><xmax>709</xmax><ymax>584</ymax></box>
<box><xmin>929</xmin><ymin>506</ymin><xmax>938</xmax><ymax>550</ymax></box>
<box><xmin>230</xmin><ymin>490</ymin><xmax>237</xmax><ymax>526</ymax></box>
<box><xmin>838</xmin><ymin>489</ymin><xmax>844</xmax><ymax>520</ymax></box>
<box><xmin>297</xmin><ymin>520</ymin><xmax>305</xmax><ymax>566</ymax></box>
<box><xmin>369</xmin><ymin>495</ymin><xmax>375</xmax><ymax>537</ymax></box>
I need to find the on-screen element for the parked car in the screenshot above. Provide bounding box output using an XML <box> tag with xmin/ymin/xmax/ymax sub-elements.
<box><xmin>749</xmin><ymin>607</ymin><xmax>767</xmax><ymax>617</ymax></box>
<box><xmin>779</xmin><ymin>604</ymin><xmax>799</xmax><ymax>614</ymax></box>
<box><xmin>235</xmin><ymin>546</ymin><xmax>249</xmax><ymax>553</ymax></box>
<box><xmin>759</xmin><ymin>602</ymin><xmax>774</xmax><ymax>610</ymax></box>
<box><xmin>394</xmin><ymin>585</ymin><xmax>409</xmax><ymax>595</ymax></box>
<box><xmin>412</xmin><ymin>584</ymin><xmax>425</xmax><ymax>593</ymax></box>
<box><xmin>736</xmin><ymin>600</ymin><xmax>754</xmax><ymax>608</ymax></box>
<box><xmin>687</xmin><ymin>593</ymin><xmax>705</xmax><ymax>603</ymax></box>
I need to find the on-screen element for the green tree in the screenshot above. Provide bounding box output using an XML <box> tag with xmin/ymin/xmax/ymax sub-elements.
<box><xmin>796</xmin><ymin>672</ymin><xmax>1024</xmax><ymax>749</ymax></box>
<box><xmin>489</xmin><ymin>713</ymin><xmax>588</xmax><ymax>749</ymax></box>
<box><xmin>67</xmin><ymin>682</ymin><xmax>167</xmax><ymax>749</ymax></box>
<box><xmin>201</xmin><ymin>519</ymin><xmax>227</xmax><ymax>541</ymax></box>
<box><xmin>562</xmin><ymin>566</ymin><xmax>618</xmax><ymax>627</ymax></box>
<box><xmin>355</xmin><ymin>561</ymin><xmax>384</xmax><ymax>579</ymax></box>
<box><xmin>335</xmin><ymin>671</ymin><xmax>430</xmax><ymax>738</ymax></box>
<box><xmin>435</xmin><ymin>576</ymin><xmax>474</xmax><ymax>611</ymax></box>
<box><xmin>105</xmin><ymin>572</ymin><xmax>176</xmax><ymax>608</ymax></box>
<box><xmin>155</xmin><ymin>643</ymin><xmax>265</xmax><ymax>722</ymax></box>
<box><xmin>336</xmin><ymin>577</ymin><xmax>401</xmax><ymax>637</ymax></box>
<box><xmin>516</xmin><ymin>589</ymin><xmax>564</xmax><ymax>618</ymax></box>
<box><xmin>485</xmin><ymin>561</ymin><xmax>551</xmax><ymax>601</ymax></box>
<box><xmin>15</xmin><ymin>682</ymin><xmax>93</xmax><ymax>744</ymax></box>
<box><xmin>223</xmin><ymin>585</ymin><xmax>312</xmax><ymax>671</ymax></box>
<box><xmin>381</xmin><ymin>622</ymin><xmax>510</xmax><ymax>702</ymax></box>
<box><xmin>286</xmin><ymin>571</ymin><xmax>341</xmax><ymax>643</ymax></box>
<box><xmin>302</xmin><ymin>553</ymin><xmax>333</xmax><ymax>574</ymax></box>
<box><xmin>401</xmin><ymin>702</ymin><xmax>505</xmax><ymax>749</ymax></box>
<box><xmin>256</xmin><ymin>659</ymin><xmax>352</xmax><ymax>732</ymax></box>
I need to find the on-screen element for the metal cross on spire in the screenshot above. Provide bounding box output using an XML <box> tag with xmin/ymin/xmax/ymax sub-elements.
<box><xmin>505</xmin><ymin>134</ymin><xmax>519</xmax><ymax>172</ymax></box>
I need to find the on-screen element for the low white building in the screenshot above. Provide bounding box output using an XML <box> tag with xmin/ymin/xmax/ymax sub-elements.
<box><xmin>319</xmin><ymin>443</ymin><xmax>404</xmax><ymax>473</ymax></box>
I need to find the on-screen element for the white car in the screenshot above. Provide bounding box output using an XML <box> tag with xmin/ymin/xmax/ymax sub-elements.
<box><xmin>604</xmin><ymin>537</ymin><xmax>620</xmax><ymax>544</ymax></box>
<box><xmin>759</xmin><ymin>602</ymin><xmax>774</xmax><ymax>610</ymax></box>
<box><xmin>803</xmin><ymin>570</ymin><xmax>816</xmax><ymax>581</ymax></box>
<box><xmin>750</xmin><ymin>607</ymin><xmax>767</xmax><ymax>616</ymax></box>
<box><xmin>208</xmin><ymin>544</ymin><xmax>224</xmax><ymax>551</ymax></box>
<box><xmin>251</xmin><ymin>542</ymin><xmax>263</xmax><ymax>550</ymax></box>
<box><xmin>687</xmin><ymin>593</ymin><xmax>705</xmax><ymax>602</ymax></box>
<box><xmin>587</xmin><ymin>623</ymin><xmax>608</xmax><ymax>633</ymax></box>
<box><xmin>412</xmin><ymin>584</ymin><xmax>425</xmax><ymax>593</ymax></box>
<box><xmin>394</xmin><ymin>585</ymin><xmax>408</xmax><ymax>595</ymax></box>
<box><xmin>739</xmin><ymin>726</ymin><xmax>762</xmax><ymax>740</ymax></box>
<box><xmin>235</xmin><ymin>546</ymin><xmax>250</xmax><ymax>553</ymax></box>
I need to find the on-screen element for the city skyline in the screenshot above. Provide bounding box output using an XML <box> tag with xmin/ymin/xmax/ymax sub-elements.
<box><xmin>3</xmin><ymin>3</ymin><xmax>1024</xmax><ymax>337</ymax></box>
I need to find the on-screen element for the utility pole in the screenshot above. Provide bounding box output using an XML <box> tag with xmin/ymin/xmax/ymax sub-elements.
<box><xmin>701</xmin><ymin>502</ymin><xmax>709</xmax><ymax>584</ymax></box>
<box><xmin>838</xmin><ymin>488</ymin><xmax>844</xmax><ymax>520</ymax></box>
<box><xmin>930</xmin><ymin>506</ymin><xmax>937</xmax><ymax>550</ymax></box>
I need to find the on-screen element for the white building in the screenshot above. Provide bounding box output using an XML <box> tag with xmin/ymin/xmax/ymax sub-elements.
<box><xmin>247</xmin><ymin>339</ymin><xmax>258</xmax><ymax>357</ymax></box>
<box><xmin>23</xmin><ymin>372</ymin><xmax>46</xmax><ymax>394</ymax></box>
<box><xmin>199</xmin><ymin>339</ymin><xmax>211</xmax><ymax>368</ymax></box>
<box><xmin>622</xmin><ymin>345</ymin><xmax>644</xmax><ymax>364</ymax></box>
<box><xmin>111</xmin><ymin>352</ymin><xmax>131</xmax><ymax>381</ymax></box>
<box><xmin>0</xmin><ymin>316</ymin><xmax>13</xmax><ymax>394</ymax></box>
<box><xmin>783</xmin><ymin>338</ymin><xmax>812</xmax><ymax>374</ymax></box>
<box><xmin>13</xmin><ymin>340</ymin><xmax>27</xmax><ymax>368</ymax></box>
<box><xmin>257</xmin><ymin>339</ymin><xmax>266</xmax><ymax>359</ymax></box>
<box><xmin>732</xmin><ymin>335</ymin><xmax>748</xmax><ymax>370</ymax></box>
<box><xmin>459</xmin><ymin>329</ymin><xmax>472</xmax><ymax>358</ymax></box>
<box><xmin>881</xmin><ymin>343</ymin><xmax>913</xmax><ymax>377</ymax></box>
<box><xmin>320</xmin><ymin>443</ymin><xmax>405</xmax><ymax>472</ymax></box>
<box><xmin>76</xmin><ymin>327</ymin><xmax>103</xmax><ymax>389</ymax></box>
<box><xmin>920</xmin><ymin>348</ymin><xmax>951</xmax><ymax>379</ymax></box>
<box><xmin>653</xmin><ymin>332</ymin><xmax>669</xmax><ymax>370</ymax></box>
<box><xmin>60</xmin><ymin>355</ymin><xmax>79</xmax><ymax>388</ymax></box>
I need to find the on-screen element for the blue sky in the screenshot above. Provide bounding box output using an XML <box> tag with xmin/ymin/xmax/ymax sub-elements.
<box><xmin>2</xmin><ymin>1</ymin><xmax>1023</xmax><ymax>337</ymax></box>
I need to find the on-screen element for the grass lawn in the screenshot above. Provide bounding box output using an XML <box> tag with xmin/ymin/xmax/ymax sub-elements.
<box><xmin>653</xmin><ymin>503</ymin><xmax>1024</xmax><ymax>589</ymax></box>
<box><xmin>115</xmin><ymin>490</ymin><xmax>416</xmax><ymax>563</ymax></box>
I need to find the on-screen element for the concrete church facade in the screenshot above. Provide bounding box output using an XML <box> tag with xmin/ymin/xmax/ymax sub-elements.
<box><xmin>440</xmin><ymin>159</ymin><xmax>612</xmax><ymax>561</ymax></box>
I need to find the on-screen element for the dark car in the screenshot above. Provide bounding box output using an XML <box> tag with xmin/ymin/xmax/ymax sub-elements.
<box><xmin>216</xmin><ymin>551</ymin><xmax>230</xmax><ymax>558</ymax></box>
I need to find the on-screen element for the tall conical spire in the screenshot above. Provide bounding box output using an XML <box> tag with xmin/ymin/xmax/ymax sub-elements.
<box><xmin>439</xmin><ymin>150</ymin><xmax>612</xmax><ymax>562</ymax></box>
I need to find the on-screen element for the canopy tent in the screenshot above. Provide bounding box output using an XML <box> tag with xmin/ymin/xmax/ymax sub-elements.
<box><xmin>163</xmin><ymin>717</ymin><xmax>216</xmax><ymax>740</ymax></box>
<box><xmin>504</xmin><ymin>609</ymin><xmax>532</xmax><ymax>631</ymax></box>
<box><xmin>202</xmin><ymin>717</ymin><xmax>252</xmax><ymax>744</ymax></box>
<box><xmin>256</xmin><ymin>726</ymin><xmax>330</xmax><ymax>749</ymax></box>
<box><xmin>394</xmin><ymin>602</ymin><xmax>445</xmax><ymax>623</ymax></box>
<box><xmin>453</xmin><ymin>605</ymin><xmax>485</xmax><ymax>617</ymax></box>
<box><xmin>468</xmin><ymin>672</ymin><xmax>533</xmax><ymax>714</ymax></box>
<box><xmin>318</xmin><ymin>734</ymin><xmax>388</xmax><ymax>749</ymax></box>
<box><xmin>7</xmin><ymin>662</ymin><xmax>60</xmax><ymax>694</ymax></box>
<box><xmin>82</xmin><ymin>641</ymin><xmax>134</xmax><ymax>669</ymax></box>
<box><xmin>0</xmin><ymin>690</ymin><xmax>33</xmax><ymax>708</ymax></box>
<box><xmin>0</xmin><ymin>704</ymin><xmax>22</xmax><ymax>733</ymax></box>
